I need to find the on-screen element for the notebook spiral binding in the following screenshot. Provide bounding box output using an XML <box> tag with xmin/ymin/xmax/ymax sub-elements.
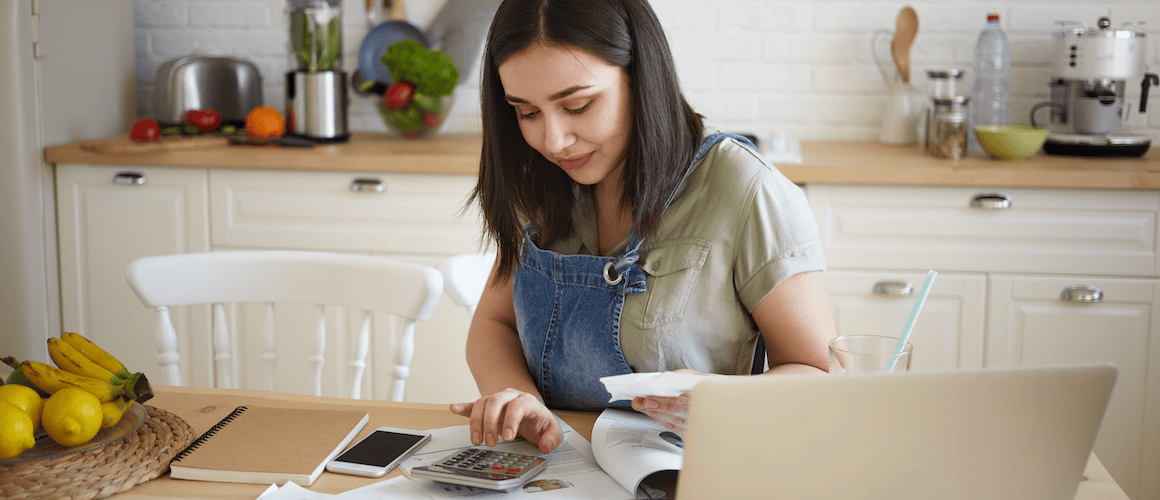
<box><xmin>172</xmin><ymin>405</ymin><xmax>249</xmax><ymax>462</ymax></box>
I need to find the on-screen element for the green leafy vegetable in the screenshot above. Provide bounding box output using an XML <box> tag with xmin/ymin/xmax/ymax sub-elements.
<box><xmin>380</xmin><ymin>39</ymin><xmax>458</xmax><ymax>97</ymax></box>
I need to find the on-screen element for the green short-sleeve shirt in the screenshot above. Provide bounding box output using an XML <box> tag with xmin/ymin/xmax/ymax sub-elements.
<box><xmin>546</xmin><ymin>134</ymin><xmax>827</xmax><ymax>375</ymax></box>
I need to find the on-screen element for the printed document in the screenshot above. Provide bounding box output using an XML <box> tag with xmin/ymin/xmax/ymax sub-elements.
<box><xmin>398</xmin><ymin>419</ymin><xmax>634</xmax><ymax>499</ymax></box>
<box><xmin>590</xmin><ymin>410</ymin><xmax>683</xmax><ymax>495</ymax></box>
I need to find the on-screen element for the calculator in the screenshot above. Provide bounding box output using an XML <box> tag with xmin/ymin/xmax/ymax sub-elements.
<box><xmin>410</xmin><ymin>447</ymin><xmax>548</xmax><ymax>492</ymax></box>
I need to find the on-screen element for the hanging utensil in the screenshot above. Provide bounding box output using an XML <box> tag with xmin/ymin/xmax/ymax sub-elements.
<box><xmin>892</xmin><ymin>6</ymin><xmax>919</xmax><ymax>84</ymax></box>
<box><xmin>872</xmin><ymin>30</ymin><xmax>900</xmax><ymax>84</ymax></box>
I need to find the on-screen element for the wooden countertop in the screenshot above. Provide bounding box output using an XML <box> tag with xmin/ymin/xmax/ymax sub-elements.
<box><xmin>781</xmin><ymin>141</ymin><xmax>1160</xmax><ymax>190</ymax></box>
<box><xmin>44</xmin><ymin>133</ymin><xmax>1160</xmax><ymax>189</ymax></box>
<box><xmin>44</xmin><ymin>132</ymin><xmax>484</xmax><ymax>177</ymax></box>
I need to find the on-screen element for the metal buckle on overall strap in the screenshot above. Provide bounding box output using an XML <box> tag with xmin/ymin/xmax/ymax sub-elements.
<box><xmin>603</xmin><ymin>261</ymin><xmax>623</xmax><ymax>285</ymax></box>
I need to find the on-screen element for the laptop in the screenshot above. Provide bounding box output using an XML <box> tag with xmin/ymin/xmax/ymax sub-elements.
<box><xmin>676</xmin><ymin>364</ymin><xmax>1116</xmax><ymax>500</ymax></box>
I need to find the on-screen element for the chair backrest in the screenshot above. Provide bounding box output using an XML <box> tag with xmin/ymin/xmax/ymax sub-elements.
<box><xmin>125</xmin><ymin>250</ymin><xmax>442</xmax><ymax>402</ymax></box>
<box><xmin>438</xmin><ymin>252</ymin><xmax>496</xmax><ymax>318</ymax></box>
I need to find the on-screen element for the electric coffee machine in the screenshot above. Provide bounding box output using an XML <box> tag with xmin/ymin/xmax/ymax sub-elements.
<box><xmin>1031</xmin><ymin>17</ymin><xmax>1158</xmax><ymax>157</ymax></box>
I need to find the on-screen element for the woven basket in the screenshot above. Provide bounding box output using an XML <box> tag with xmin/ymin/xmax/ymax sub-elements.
<box><xmin>0</xmin><ymin>405</ymin><xmax>194</xmax><ymax>500</ymax></box>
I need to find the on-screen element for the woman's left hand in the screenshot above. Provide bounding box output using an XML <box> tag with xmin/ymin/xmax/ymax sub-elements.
<box><xmin>631</xmin><ymin>369</ymin><xmax>722</xmax><ymax>434</ymax></box>
<box><xmin>631</xmin><ymin>392</ymin><xmax>691</xmax><ymax>434</ymax></box>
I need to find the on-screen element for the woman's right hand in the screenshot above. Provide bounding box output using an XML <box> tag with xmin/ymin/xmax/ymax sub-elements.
<box><xmin>449</xmin><ymin>388</ymin><xmax>564</xmax><ymax>454</ymax></box>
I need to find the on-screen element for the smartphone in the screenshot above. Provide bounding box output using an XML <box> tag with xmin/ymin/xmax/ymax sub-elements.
<box><xmin>325</xmin><ymin>426</ymin><xmax>432</xmax><ymax>477</ymax></box>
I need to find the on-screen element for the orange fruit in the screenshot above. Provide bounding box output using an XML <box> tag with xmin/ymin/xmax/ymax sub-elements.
<box><xmin>245</xmin><ymin>106</ymin><xmax>285</xmax><ymax>140</ymax></box>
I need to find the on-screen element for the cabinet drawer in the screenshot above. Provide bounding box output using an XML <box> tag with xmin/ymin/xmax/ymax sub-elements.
<box><xmin>210</xmin><ymin>169</ymin><xmax>483</xmax><ymax>255</ymax></box>
<box><xmin>807</xmin><ymin>185</ymin><xmax>1159</xmax><ymax>276</ymax></box>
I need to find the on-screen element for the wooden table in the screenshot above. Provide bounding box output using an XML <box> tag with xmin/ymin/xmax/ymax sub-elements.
<box><xmin>110</xmin><ymin>386</ymin><xmax>1129</xmax><ymax>499</ymax></box>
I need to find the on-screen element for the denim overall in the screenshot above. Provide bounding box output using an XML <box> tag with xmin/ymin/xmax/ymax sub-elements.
<box><xmin>512</xmin><ymin>132</ymin><xmax>758</xmax><ymax>411</ymax></box>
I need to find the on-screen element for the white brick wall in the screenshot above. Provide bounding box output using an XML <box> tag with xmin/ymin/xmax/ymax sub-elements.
<box><xmin>135</xmin><ymin>0</ymin><xmax>1160</xmax><ymax>141</ymax></box>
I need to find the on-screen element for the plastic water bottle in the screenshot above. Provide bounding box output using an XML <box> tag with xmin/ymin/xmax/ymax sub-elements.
<box><xmin>969</xmin><ymin>13</ymin><xmax>1010</xmax><ymax>152</ymax></box>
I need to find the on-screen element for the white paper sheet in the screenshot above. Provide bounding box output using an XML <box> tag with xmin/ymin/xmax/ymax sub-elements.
<box><xmin>256</xmin><ymin>481</ymin><xmax>335</xmax><ymax>500</ymax></box>
<box><xmin>332</xmin><ymin>475</ymin><xmax>431</xmax><ymax>500</ymax></box>
<box><xmin>590</xmin><ymin>409</ymin><xmax>683</xmax><ymax>494</ymax></box>
<box><xmin>599</xmin><ymin>371</ymin><xmax>721</xmax><ymax>402</ymax></box>
<box><xmin>397</xmin><ymin>419</ymin><xmax>634</xmax><ymax>500</ymax></box>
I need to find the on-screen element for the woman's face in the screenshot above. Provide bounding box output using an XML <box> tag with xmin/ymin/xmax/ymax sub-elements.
<box><xmin>498</xmin><ymin>42</ymin><xmax>633</xmax><ymax>188</ymax></box>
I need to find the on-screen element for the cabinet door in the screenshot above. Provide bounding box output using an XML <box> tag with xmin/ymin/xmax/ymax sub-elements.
<box><xmin>807</xmin><ymin>184</ymin><xmax>1159</xmax><ymax>277</ymax></box>
<box><xmin>208</xmin><ymin>169</ymin><xmax>485</xmax><ymax>404</ymax></box>
<box><xmin>210</xmin><ymin>169</ymin><xmax>481</xmax><ymax>255</ymax></box>
<box><xmin>987</xmin><ymin>275</ymin><xmax>1158</xmax><ymax>500</ymax></box>
<box><xmin>56</xmin><ymin>165</ymin><xmax>211</xmax><ymax>386</ymax></box>
<box><xmin>825</xmin><ymin>270</ymin><xmax>986</xmax><ymax>371</ymax></box>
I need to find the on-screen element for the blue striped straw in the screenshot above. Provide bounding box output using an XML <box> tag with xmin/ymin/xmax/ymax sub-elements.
<box><xmin>888</xmin><ymin>270</ymin><xmax>937</xmax><ymax>372</ymax></box>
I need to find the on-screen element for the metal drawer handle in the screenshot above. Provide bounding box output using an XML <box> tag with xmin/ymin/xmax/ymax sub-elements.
<box><xmin>970</xmin><ymin>192</ymin><xmax>1011</xmax><ymax>210</ymax></box>
<box><xmin>1061</xmin><ymin>285</ymin><xmax>1103</xmax><ymax>303</ymax></box>
<box><xmin>350</xmin><ymin>178</ymin><xmax>385</xmax><ymax>193</ymax></box>
<box><xmin>873</xmin><ymin>281</ymin><xmax>914</xmax><ymax>297</ymax></box>
<box><xmin>113</xmin><ymin>171</ymin><xmax>146</xmax><ymax>185</ymax></box>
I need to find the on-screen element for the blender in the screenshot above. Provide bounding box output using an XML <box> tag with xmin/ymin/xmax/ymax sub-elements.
<box><xmin>1030</xmin><ymin>17</ymin><xmax>1157</xmax><ymax>157</ymax></box>
<box><xmin>287</xmin><ymin>0</ymin><xmax>349</xmax><ymax>142</ymax></box>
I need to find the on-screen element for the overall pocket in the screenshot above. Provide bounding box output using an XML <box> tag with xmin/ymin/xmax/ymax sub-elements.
<box><xmin>633</xmin><ymin>238</ymin><xmax>711</xmax><ymax>328</ymax></box>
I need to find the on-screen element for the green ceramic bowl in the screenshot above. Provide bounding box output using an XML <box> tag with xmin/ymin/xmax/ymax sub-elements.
<box><xmin>974</xmin><ymin>125</ymin><xmax>1048</xmax><ymax>160</ymax></box>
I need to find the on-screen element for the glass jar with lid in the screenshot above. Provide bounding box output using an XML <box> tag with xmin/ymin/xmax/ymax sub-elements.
<box><xmin>929</xmin><ymin>96</ymin><xmax>970</xmax><ymax>159</ymax></box>
<box><xmin>926</xmin><ymin>68</ymin><xmax>966</xmax><ymax>99</ymax></box>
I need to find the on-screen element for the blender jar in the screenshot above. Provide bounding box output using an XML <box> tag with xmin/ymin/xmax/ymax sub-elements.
<box><xmin>290</xmin><ymin>0</ymin><xmax>342</xmax><ymax>73</ymax></box>
<box><xmin>287</xmin><ymin>0</ymin><xmax>349</xmax><ymax>142</ymax></box>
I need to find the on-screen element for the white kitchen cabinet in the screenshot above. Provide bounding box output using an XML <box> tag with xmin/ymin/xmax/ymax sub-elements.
<box><xmin>54</xmin><ymin>164</ymin><xmax>484</xmax><ymax>405</ymax></box>
<box><xmin>56</xmin><ymin>164</ymin><xmax>211</xmax><ymax>387</ymax></box>
<box><xmin>824</xmin><ymin>270</ymin><xmax>986</xmax><ymax>371</ymax></box>
<box><xmin>209</xmin><ymin>169</ymin><xmax>481</xmax><ymax>255</ymax></box>
<box><xmin>208</xmin><ymin>169</ymin><xmax>485</xmax><ymax>404</ymax></box>
<box><xmin>807</xmin><ymin>183</ymin><xmax>1159</xmax><ymax>500</ymax></box>
<box><xmin>987</xmin><ymin>275</ymin><xmax>1159</xmax><ymax>500</ymax></box>
<box><xmin>807</xmin><ymin>184</ymin><xmax>1159</xmax><ymax>276</ymax></box>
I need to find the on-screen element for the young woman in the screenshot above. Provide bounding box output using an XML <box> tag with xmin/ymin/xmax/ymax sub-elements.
<box><xmin>449</xmin><ymin>0</ymin><xmax>836</xmax><ymax>454</ymax></box>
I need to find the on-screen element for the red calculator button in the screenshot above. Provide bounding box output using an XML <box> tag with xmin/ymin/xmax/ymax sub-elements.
<box><xmin>491</xmin><ymin>465</ymin><xmax>505</xmax><ymax>470</ymax></box>
<box><xmin>507</xmin><ymin>467</ymin><xmax>521</xmax><ymax>473</ymax></box>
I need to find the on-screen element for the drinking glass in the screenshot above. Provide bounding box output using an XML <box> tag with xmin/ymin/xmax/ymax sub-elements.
<box><xmin>828</xmin><ymin>334</ymin><xmax>912</xmax><ymax>374</ymax></box>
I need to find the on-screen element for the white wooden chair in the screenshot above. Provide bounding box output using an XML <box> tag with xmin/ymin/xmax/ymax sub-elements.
<box><xmin>438</xmin><ymin>252</ymin><xmax>496</xmax><ymax>318</ymax></box>
<box><xmin>124</xmin><ymin>250</ymin><xmax>442</xmax><ymax>402</ymax></box>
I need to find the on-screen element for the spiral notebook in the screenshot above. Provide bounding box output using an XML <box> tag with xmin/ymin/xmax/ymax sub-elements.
<box><xmin>169</xmin><ymin>405</ymin><xmax>369</xmax><ymax>485</ymax></box>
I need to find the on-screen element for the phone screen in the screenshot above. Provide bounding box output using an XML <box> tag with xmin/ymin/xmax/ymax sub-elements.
<box><xmin>334</xmin><ymin>430</ymin><xmax>427</xmax><ymax>467</ymax></box>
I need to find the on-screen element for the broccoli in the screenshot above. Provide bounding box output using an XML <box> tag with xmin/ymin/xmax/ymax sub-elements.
<box><xmin>380</xmin><ymin>39</ymin><xmax>459</xmax><ymax>98</ymax></box>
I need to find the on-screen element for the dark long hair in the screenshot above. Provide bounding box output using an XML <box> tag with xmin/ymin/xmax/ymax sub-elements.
<box><xmin>472</xmin><ymin>0</ymin><xmax>703</xmax><ymax>279</ymax></box>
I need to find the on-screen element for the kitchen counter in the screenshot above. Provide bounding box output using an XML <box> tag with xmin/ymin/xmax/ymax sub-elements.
<box><xmin>44</xmin><ymin>132</ymin><xmax>484</xmax><ymax>176</ymax></box>
<box><xmin>782</xmin><ymin>141</ymin><xmax>1160</xmax><ymax>190</ymax></box>
<box><xmin>44</xmin><ymin>133</ymin><xmax>1160</xmax><ymax>189</ymax></box>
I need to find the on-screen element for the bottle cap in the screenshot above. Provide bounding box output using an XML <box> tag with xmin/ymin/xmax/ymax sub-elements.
<box><xmin>987</xmin><ymin>13</ymin><xmax>1000</xmax><ymax>22</ymax></box>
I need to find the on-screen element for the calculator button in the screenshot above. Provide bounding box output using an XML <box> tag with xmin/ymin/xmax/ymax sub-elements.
<box><xmin>508</xmin><ymin>467</ymin><xmax>520</xmax><ymax>473</ymax></box>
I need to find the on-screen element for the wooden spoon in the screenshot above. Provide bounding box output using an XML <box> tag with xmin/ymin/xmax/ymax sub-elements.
<box><xmin>892</xmin><ymin>6</ymin><xmax>919</xmax><ymax>84</ymax></box>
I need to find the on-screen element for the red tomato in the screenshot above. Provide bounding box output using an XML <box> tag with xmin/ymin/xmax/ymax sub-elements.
<box><xmin>129</xmin><ymin>118</ymin><xmax>161</xmax><ymax>143</ymax></box>
<box><xmin>384</xmin><ymin>82</ymin><xmax>414</xmax><ymax>110</ymax></box>
<box><xmin>422</xmin><ymin>111</ymin><xmax>441</xmax><ymax>129</ymax></box>
<box><xmin>184</xmin><ymin>109</ymin><xmax>222</xmax><ymax>132</ymax></box>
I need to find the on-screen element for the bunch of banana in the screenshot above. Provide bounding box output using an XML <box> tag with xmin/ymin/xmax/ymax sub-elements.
<box><xmin>19</xmin><ymin>332</ymin><xmax>153</xmax><ymax>427</ymax></box>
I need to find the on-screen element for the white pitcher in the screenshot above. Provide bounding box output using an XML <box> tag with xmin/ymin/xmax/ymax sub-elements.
<box><xmin>880</xmin><ymin>83</ymin><xmax>922</xmax><ymax>144</ymax></box>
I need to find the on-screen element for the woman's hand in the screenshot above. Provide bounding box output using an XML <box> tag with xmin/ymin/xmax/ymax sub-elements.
<box><xmin>449</xmin><ymin>388</ymin><xmax>564</xmax><ymax>453</ymax></box>
<box><xmin>630</xmin><ymin>369</ymin><xmax>722</xmax><ymax>434</ymax></box>
<box><xmin>632</xmin><ymin>393</ymin><xmax>691</xmax><ymax>434</ymax></box>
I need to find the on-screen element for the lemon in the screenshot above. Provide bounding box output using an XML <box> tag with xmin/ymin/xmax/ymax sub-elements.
<box><xmin>0</xmin><ymin>401</ymin><xmax>36</xmax><ymax>459</ymax></box>
<box><xmin>0</xmin><ymin>384</ymin><xmax>45</xmax><ymax>431</ymax></box>
<box><xmin>42</xmin><ymin>387</ymin><xmax>102</xmax><ymax>447</ymax></box>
